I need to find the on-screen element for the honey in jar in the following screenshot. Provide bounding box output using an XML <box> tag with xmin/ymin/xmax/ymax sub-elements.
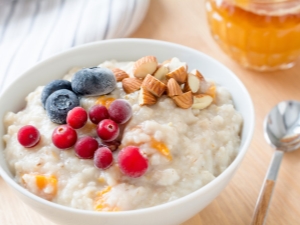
<box><xmin>205</xmin><ymin>0</ymin><xmax>300</xmax><ymax>71</ymax></box>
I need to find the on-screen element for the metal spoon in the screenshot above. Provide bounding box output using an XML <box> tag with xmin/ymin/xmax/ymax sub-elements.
<box><xmin>251</xmin><ymin>100</ymin><xmax>300</xmax><ymax>225</ymax></box>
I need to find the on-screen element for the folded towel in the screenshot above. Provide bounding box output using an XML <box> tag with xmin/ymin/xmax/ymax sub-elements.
<box><xmin>0</xmin><ymin>0</ymin><xmax>149</xmax><ymax>93</ymax></box>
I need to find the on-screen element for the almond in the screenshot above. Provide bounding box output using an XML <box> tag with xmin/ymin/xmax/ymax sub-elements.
<box><xmin>184</xmin><ymin>73</ymin><xmax>201</xmax><ymax>93</ymax></box>
<box><xmin>122</xmin><ymin>77</ymin><xmax>142</xmax><ymax>94</ymax></box>
<box><xmin>192</xmin><ymin>94</ymin><xmax>213</xmax><ymax>109</ymax></box>
<box><xmin>111</xmin><ymin>68</ymin><xmax>129</xmax><ymax>82</ymax></box>
<box><xmin>190</xmin><ymin>69</ymin><xmax>211</xmax><ymax>93</ymax></box>
<box><xmin>182</xmin><ymin>82</ymin><xmax>191</xmax><ymax>92</ymax></box>
<box><xmin>139</xmin><ymin>87</ymin><xmax>157</xmax><ymax>106</ymax></box>
<box><xmin>166</xmin><ymin>65</ymin><xmax>188</xmax><ymax>84</ymax></box>
<box><xmin>167</xmin><ymin>78</ymin><xmax>183</xmax><ymax>97</ymax></box>
<box><xmin>153</xmin><ymin>64</ymin><xmax>169</xmax><ymax>81</ymax></box>
<box><xmin>133</xmin><ymin>56</ymin><xmax>158</xmax><ymax>79</ymax></box>
<box><xmin>172</xmin><ymin>91</ymin><xmax>193</xmax><ymax>109</ymax></box>
<box><xmin>142</xmin><ymin>74</ymin><xmax>167</xmax><ymax>97</ymax></box>
<box><xmin>190</xmin><ymin>69</ymin><xmax>205</xmax><ymax>81</ymax></box>
<box><xmin>164</xmin><ymin>57</ymin><xmax>188</xmax><ymax>84</ymax></box>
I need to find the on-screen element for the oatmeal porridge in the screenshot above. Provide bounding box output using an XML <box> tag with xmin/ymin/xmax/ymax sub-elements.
<box><xmin>2</xmin><ymin>56</ymin><xmax>243</xmax><ymax>211</ymax></box>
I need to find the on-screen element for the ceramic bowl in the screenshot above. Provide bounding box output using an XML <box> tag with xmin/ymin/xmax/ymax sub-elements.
<box><xmin>0</xmin><ymin>38</ymin><xmax>255</xmax><ymax>225</ymax></box>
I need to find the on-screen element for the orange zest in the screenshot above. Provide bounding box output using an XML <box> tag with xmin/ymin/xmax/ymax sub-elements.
<box><xmin>96</xmin><ymin>96</ymin><xmax>116</xmax><ymax>108</ymax></box>
<box><xmin>205</xmin><ymin>85</ymin><xmax>216</xmax><ymax>101</ymax></box>
<box><xmin>151</xmin><ymin>137</ymin><xmax>172</xmax><ymax>160</ymax></box>
<box><xmin>94</xmin><ymin>186</ymin><xmax>119</xmax><ymax>212</ymax></box>
<box><xmin>35</xmin><ymin>175</ymin><xmax>57</xmax><ymax>193</ymax></box>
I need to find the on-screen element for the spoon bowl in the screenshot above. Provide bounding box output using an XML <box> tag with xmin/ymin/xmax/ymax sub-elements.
<box><xmin>252</xmin><ymin>100</ymin><xmax>300</xmax><ymax>225</ymax></box>
<box><xmin>264</xmin><ymin>100</ymin><xmax>300</xmax><ymax>152</ymax></box>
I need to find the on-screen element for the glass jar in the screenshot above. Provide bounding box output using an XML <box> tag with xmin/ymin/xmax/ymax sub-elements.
<box><xmin>205</xmin><ymin>0</ymin><xmax>300</xmax><ymax>71</ymax></box>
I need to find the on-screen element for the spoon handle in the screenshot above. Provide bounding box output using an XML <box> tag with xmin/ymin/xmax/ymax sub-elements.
<box><xmin>251</xmin><ymin>150</ymin><xmax>284</xmax><ymax>225</ymax></box>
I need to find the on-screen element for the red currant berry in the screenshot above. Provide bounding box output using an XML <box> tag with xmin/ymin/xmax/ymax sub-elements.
<box><xmin>74</xmin><ymin>136</ymin><xmax>98</xmax><ymax>159</ymax></box>
<box><xmin>97</xmin><ymin>119</ymin><xmax>119</xmax><ymax>142</ymax></box>
<box><xmin>117</xmin><ymin>146</ymin><xmax>148</xmax><ymax>178</ymax></box>
<box><xmin>66</xmin><ymin>107</ymin><xmax>88</xmax><ymax>129</ymax></box>
<box><xmin>108</xmin><ymin>99</ymin><xmax>132</xmax><ymax>124</ymax></box>
<box><xmin>17</xmin><ymin>125</ymin><xmax>40</xmax><ymax>148</ymax></box>
<box><xmin>94</xmin><ymin>147</ymin><xmax>113</xmax><ymax>169</ymax></box>
<box><xmin>52</xmin><ymin>125</ymin><xmax>77</xmax><ymax>149</ymax></box>
<box><xmin>88</xmin><ymin>105</ymin><xmax>109</xmax><ymax>124</ymax></box>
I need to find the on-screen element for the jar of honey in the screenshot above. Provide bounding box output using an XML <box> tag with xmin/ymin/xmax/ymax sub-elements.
<box><xmin>205</xmin><ymin>0</ymin><xmax>300</xmax><ymax>71</ymax></box>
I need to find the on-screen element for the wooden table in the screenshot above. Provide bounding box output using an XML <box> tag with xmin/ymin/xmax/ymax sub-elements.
<box><xmin>1</xmin><ymin>0</ymin><xmax>300</xmax><ymax>224</ymax></box>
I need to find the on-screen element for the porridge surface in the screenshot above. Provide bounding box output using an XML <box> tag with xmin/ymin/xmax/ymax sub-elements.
<box><xmin>3</xmin><ymin>59</ymin><xmax>243</xmax><ymax>211</ymax></box>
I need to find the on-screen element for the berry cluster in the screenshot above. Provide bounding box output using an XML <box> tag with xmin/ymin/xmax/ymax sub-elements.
<box><xmin>18</xmin><ymin>67</ymin><xmax>150</xmax><ymax>178</ymax></box>
<box><xmin>18</xmin><ymin>98</ymin><xmax>148</xmax><ymax>177</ymax></box>
<box><xmin>51</xmin><ymin>99</ymin><xmax>132</xmax><ymax>168</ymax></box>
<box><xmin>41</xmin><ymin>67</ymin><xmax>116</xmax><ymax>125</ymax></box>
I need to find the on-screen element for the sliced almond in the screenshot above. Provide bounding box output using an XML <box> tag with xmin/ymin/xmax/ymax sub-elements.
<box><xmin>111</xmin><ymin>68</ymin><xmax>129</xmax><ymax>82</ymax></box>
<box><xmin>139</xmin><ymin>87</ymin><xmax>157</xmax><ymax>106</ymax></box>
<box><xmin>166</xmin><ymin>65</ymin><xmax>188</xmax><ymax>84</ymax></box>
<box><xmin>133</xmin><ymin>56</ymin><xmax>158</xmax><ymax>79</ymax></box>
<box><xmin>142</xmin><ymin>74</ymin><xmax>167</xmax><ymax>97</ymax></box>
<box><xmin>172</xmin><ymin>91</ymin><xmax>193</xmax><ymax>109</ymax></box>
<box><xmin>153</xmin><ymin>64</ymin><xmax>169</xmax><ymax>81</ymax></box>
<box><xmin>122</xmin><ymin>77</ymin><xmax>142</xmax><ymax>94</ymax></box>
<box><xmin>192</xmin><ymin>94</ymin><xmax>213</xmax><ymax>109</ymax></box>
<box><xmin>167</xmin><ymin>78</ymin><xmax>183</xmax><ymax>97</ymax></box>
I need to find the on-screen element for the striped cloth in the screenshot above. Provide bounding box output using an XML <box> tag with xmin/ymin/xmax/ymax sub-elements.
<box><xmin>0</xmin><ymin>0</ymin><xmax>149</xmax><ymax>93</ymax></box>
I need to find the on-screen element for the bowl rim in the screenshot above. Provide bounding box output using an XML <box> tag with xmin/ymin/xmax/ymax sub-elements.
<box><xmin>0</xmin><ymin>38</ymin><xmax>255</xmax><ymax>216</ymax></box>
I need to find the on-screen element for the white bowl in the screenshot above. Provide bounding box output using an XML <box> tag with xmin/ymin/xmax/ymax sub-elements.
<box><xmin>0</xmin><ymin>38</ymin><xmax>255</xmax><ymax>225</ymax></box>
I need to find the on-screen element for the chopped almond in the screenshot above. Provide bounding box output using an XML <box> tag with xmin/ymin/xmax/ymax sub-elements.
<box><xmin>139</xmin><ymin>87</ymin><xmax>157</xmax><ymax>106</ymax></box>
<box><xmin>142</xmin><ymin>74</ymin><xmax>166</xmax><ymax>97</ymax></box>
<box><xmin>172</xmin><ymin>91</ymin><xmax>193</xmax><ymax>109</ymax></box>
<box><xmin>122</xmin><ymin>77</ymin><xmax>142</xmax><ymax>94</ymax></box>
<box><xmin>133</xmin><ymin>56</ymin><xmax>158</xmax><ymax>78</ymax></box>
<box><xmin>192</xmin><ymin>94</ymin><xmax>213</xmax><ymax>109</ymax></box>
<box><xmin>166</xmin><ymin>65</ymin><xmax>188</xmax><ymax>84</ymax></box>
<box><xmin>167</xmin><ymin>78</ymin><xmax>183</xmax><ymax>97</ymax></box>
<box><xmin>111</xmin><ymin>68</ymin><xmax>129</xmax><ymax>82</ymax></box>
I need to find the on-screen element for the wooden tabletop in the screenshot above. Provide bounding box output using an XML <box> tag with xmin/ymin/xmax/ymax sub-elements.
<box><xmin>1</xmin><ymin>0</ymin><xmax>300</xmax><ymax>224</ymax></box>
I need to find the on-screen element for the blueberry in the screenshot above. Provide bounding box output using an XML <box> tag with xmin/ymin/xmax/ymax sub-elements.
<box><xmin>71</xmin><ymin>67</ymin><xmax>116</xmax><ymax>96</ymax></box>
<box><xmin>41</xmin><ymin>80</ymin><xmax>72</xmax><ymax>108</ymax></box>
<box><xmin>45</xmin><ymin>89</ymin><xmax>79</xmax><ymax>124</ymax></box>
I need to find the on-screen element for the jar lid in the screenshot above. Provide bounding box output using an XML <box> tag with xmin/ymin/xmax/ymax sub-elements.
<box><xmin>218</xmin><ymin>0</ymin><xmax>300</xmax><ymax>15</ymax></box>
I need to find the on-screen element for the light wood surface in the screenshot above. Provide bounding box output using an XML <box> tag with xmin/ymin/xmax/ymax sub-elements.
<box><xmin>1</xmin><ymin>0</ymin><xmax>300</xmax><ymax>224</ymax></box>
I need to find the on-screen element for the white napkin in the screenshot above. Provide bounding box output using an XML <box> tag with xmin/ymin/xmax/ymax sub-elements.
<box><xmin>0</xmin><ymin>0</ymin><xmax>149</xmax><ymax>93</ymax></box>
